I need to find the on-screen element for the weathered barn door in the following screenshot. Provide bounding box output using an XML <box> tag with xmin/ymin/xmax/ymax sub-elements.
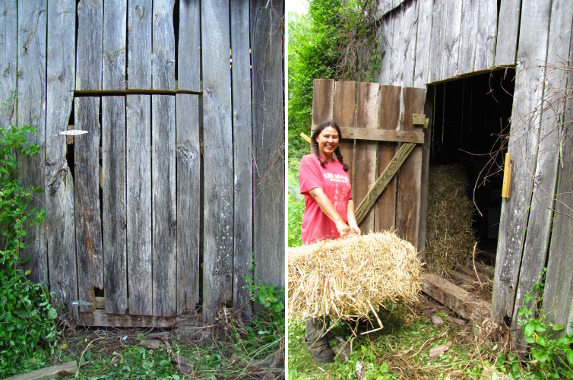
<box><xmin>311</xmin><ymin>79</ymin><xmax>428</xmax><ymax>251</ymax></box>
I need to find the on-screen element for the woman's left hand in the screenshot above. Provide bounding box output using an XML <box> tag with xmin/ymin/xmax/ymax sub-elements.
<box><xmin>349</xmin><ymin>224</ymin><xmax>361</xmax><ymax>236</ymax></box>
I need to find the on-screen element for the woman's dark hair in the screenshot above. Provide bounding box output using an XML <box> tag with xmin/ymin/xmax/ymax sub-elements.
<box><xmin>311</xmin><ymin>119</ymin><xmax>349</xmax><ymax>172</ymax></box>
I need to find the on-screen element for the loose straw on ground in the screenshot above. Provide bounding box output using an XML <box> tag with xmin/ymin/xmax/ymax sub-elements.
<box><xmin>288</xmin><ymin>231</ymin><xmax>423</xmax><ymax>323</ymax></box>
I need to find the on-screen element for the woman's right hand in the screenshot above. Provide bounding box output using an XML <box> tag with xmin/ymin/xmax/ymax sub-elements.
<box><xmin>335</xmin><ymin>220</ymin><xmax>351</xmax><ymax>236</ymax></box>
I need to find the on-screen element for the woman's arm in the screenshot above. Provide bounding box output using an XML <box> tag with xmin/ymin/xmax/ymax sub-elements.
<box><xmin>308</xmin><ymin>187</ymin><xmax>351</xmax><ymax>236</ymax></box>
<box><xmin>346</xmin><ymin>199</ymin><xmax>361</xmax><ymax>235</ymax></box>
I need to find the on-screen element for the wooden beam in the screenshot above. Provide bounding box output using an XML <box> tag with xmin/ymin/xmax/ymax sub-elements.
<box><xmin>355</xmin><ymin>143</ymin><xmax>416</xmax><ymax>224</ymax></box>
<box><xmin>423</xmin><ymin>273</ymin><xmax>491</xmax><ymax>324</ymax></box>
<box><xmin>77</xmin><ymin>310</ymin><xmax>199</xmax><ymax>328</ymax></box>
<box><xmin>4</xmin><ymin>361</ymin><xmax>78</xmax><ymax>380</ymax></box>
<box><xmin>310</xmin><ymin>127</ymin><xmax>425</xmax><ymax>144</ymax></box>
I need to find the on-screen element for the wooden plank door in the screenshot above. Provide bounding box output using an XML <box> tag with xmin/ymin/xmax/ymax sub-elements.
<box><xmin>311</xmin><ymin>79</ymin><xmax>427</xmax><ymax>250</ymax></box>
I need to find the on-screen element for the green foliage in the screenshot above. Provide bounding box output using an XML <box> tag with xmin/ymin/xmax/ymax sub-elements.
<box><xmin>288</xmin><ymin>159</ymin><xmax>304</xmax><ymax>247</ymax></box>
<box><xmin>498</xmin><ymin>271</ymin><xmax>573</xmax><ymax>379</ymax></box>
<box><xmin>288</xmin><ymin>0</ymin><xmax>383</xmax><ymax>162</ymax></box>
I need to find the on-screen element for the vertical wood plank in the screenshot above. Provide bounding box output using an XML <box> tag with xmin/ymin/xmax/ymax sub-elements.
<box><xmin>74</xmin><ymin>97</ymin><xmax>103</xmax><ymax>313</ymax></box>
<box><xmin>231</xmin><ymin>0</ymin><xmax>253</xmax><ymax>315</ymax></box>
<box><xmin>126</xmin><ymin>94</ymin><xmax>152</xmax><ymax>315</ymax></box>
<box><xmin>76</xmin><ymin>0</ymin><xmax>102</xmax><ymax>90</ymax></box>
<box><xmin>251</xmin><ymin>0</ymin><xmax>285</xmax><ymax>291</ymax></box>
<box><xmin>103</xmin><ymin>0</ymin><xmax>126</xmax><ymax>90</ymax></box>
<box><xmin>474</xmin><ymin>0</ymin><xmax>497</xmax><ymax>71</ymax></box>
<box><xmin>401</xmin><ymin>1</ymin><xmax>417</xmax><ymax>87</ymax></box>
<box><xmin>333</xmin><ymin>80</ymin><xmax>356</xmax><ymax>189</ymax></box>
<box><xmin>458</xmin><ymin>0</ymin><xmax>479</xmax><ymax>75</ymax></box>
<box><xmin>102</xmin><ymin>96</ymin><xmax>127</xmax><ymax>314</ymax></box>
<box><xmin>17</xmin><ymin>0</ymin><xmax>48</xmax><ymax>285</ymax></box>
<box><xmin>45</xmin><ymin>0</ymin><xmax>77</xmax><ymax>315</ymax></box>
<box><xmin>389</xmin><ymin>7</ymin><xmax>404</xmax><ymax>85</ymax></box>
<box><xmin>492</xmin><ymin>0</ymin><xmax>552</xmax><ymax>323</ymax></box>
<box><xmin>375</xmin><ymin>85</ymin><xmax>401</xmax><ymax>232</ymax></box>
<box><xmin>428</xmin><ymin>0</ymin><xmax>445</xmax><ymax>83</ymax></box>
<box><xmin>202</xmin><ymin>0</ymin><xmax>233</xmax><ymax>322</ymax></box>
<box><xmin>413</xmin><ymin>0</ymin><xmax>432</xmax><ymax>87</ymax></box>
<box><xmin>417</xmin><ymin>87</ymin><xmax>434</xmax><ymax>257</ymax></box>
<box><xmin>176</xmin><ymin>94</ymin><xmax>200</xmax><ymax>314</ymax></box>
<box><xmin>0</xmin><ymin>0</ymin><xmax>17</xmax><ymax>127</ymax></box>
<box><xmin>442</xmin><ymin>0</ymin><xmax>462</xmax><ymax>79</ymax></box>
<box><xmin>495</xmin><ymin>0</ymin><xmax>521</xmax><ymax>66</ymax></box>
<box><xmin>539</xmin><ymin>0</ymin><xmax>573</xmax><ymax>335</ymax></box>
<box><xmin>178</xmin><ymin>0</ymin><xmax>200</xmax><ymax>91</ymax></box>
<box><xmin>396</xmin><ymin>87</ymin><xmax>425</xmax><ymax>247</ymax></box>
<box><xmin>311</xmin><ymin>79</ymin><xmax>334</xmax><ymax>131</ymax></box>
<box><xmin>354</xmin><ymin>82</ymin><xmax>379</xmax><ymax>233</ymax></box>
<box><xmin>377</xmin><ymin>14</ymin><xmax>393</xmax><ymax>85</ymax></box>
<box><xmin>152</xmin><ymin>95</ymin><xmax>176</xmax><ymax>316</ymax></box>
<box><xmin>152</xmin><ymin>0</ymin><xmax>175</xmax><ymax>90</ymax></box>
<box><xmin>127</xmin><ymin>0</ymin><xmax>152</xmax><ymax>88</ymax></box>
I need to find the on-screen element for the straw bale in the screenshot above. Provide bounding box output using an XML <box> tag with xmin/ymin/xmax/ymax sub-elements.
<box><xmin>425</xmin><ymin>165</ymin><xmax>477</xmax><ymax>276</ymax></box>
<box><xmin>288</xmin><ymin>231</ymin><xmax>423</xmax><ymax>321</ymax></box>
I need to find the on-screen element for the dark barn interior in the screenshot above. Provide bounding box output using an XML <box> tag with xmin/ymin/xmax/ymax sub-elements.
<box><xmin>429</xmin><ymin>68</ymin><xmax>516</xmax><ymax>262</ymax></box>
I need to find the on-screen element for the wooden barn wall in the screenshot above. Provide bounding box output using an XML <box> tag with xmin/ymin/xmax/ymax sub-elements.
<box><xmin>376</xmin><ymin>0</ymin><xmax>573</xmax><ymax>334</ymax></box>
<box><xmin>0</xmin><ymin>0</ymin><xmax>285</xmax><ymax>325</ymax></box>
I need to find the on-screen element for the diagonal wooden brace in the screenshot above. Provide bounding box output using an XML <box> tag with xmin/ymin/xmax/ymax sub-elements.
<box><xmin>355</xmin><ymin>142</ymin><xmax>416</xmax><ymax>225</ymax></box>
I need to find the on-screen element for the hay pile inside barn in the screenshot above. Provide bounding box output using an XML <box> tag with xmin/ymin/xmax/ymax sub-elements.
<box><xmin>288</xmin><ymin>231</ymin><xmax>423</xmax><ymax>321</ymax></box>
<box><xmin>425</xmin><ymin>165</ymin><xmax>477</xmax><ymax>276</ymax></box>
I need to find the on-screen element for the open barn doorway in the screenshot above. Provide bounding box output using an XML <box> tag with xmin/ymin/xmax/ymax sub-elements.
<box><xmin>428</xmin><ymin>68</ymin><xmax>516</xmax><ymax>267</ymax></box>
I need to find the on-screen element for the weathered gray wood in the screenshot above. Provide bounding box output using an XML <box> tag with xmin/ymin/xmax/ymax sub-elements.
<box><xmin>333</xmin><ymin>80</ymin><xmax>356</xmax><ymax>190</ymax></box>
<box><xmin>375</xmin><ymin>85</ymin><xmax>401</xmax><ymax>231</ymax></box>
<box><xmin>152</xmin><ymin>0</ymin><xmax>175</xmax><ymax>90</ymax></box>
<box><xmin>457</xmin><ymin>0</ymin><xmax>479</xmax><ymax>75</ymax></box>
<box><xmin>178</xmin><ymin>0</ymin><xmax>201</xmax><ymax>91</ymax></box>
<box><xmin>474</xmin><ymin>0</ymin><xmax>496</xmax><ymax>71</ymax></box>
<box><xmin>401</xmin><ymin>1</ymin><xmax>417</xmax><ymax>87</ymax></box>
<box><xmin>103</xmin><ymin>0</ymin><xmax>126</xmax><ymax>89</ymax></box>
<box><xmin>76</xmin><ymin>0</ymin><xmax>102</xmax><ymax>90</ymax></box>
<box><xmin>540</xmin><ymin>0</ymin><xmax>573</xmax><ymax>335</ymax></box>
<box><xmin>339</xmin><ymin>127</ymin><xmax>423</xmax><ymax>144</ymax></box>
<box><xmin>0</xmin><ymin>0</ymin><xmax>17</xmax><ymax>127</ymax></box>
<box><xmin>4</xmin><ymin>361</ymin><xmax>78</xmax><ymax>380</ymax></box>
<box><xmin>74</xmin><ymin>97</ymin><xmax>104</xmax><ymax>313</ymax></box>
<box><xmin>45</xmin><ymin>0</ymin><xmax>77</xmax><ymax>316</ymax></box>
<box><xmin>127</xmin><ymin>0</ymin><xmax>152</xmax><ymax>88</ymax></box>
<box><xmin>495</xmin><ymin>0</ymin><xmax>521</xmax><ymax>66</ymax></box>
<box><xmin>442</xmin><ymin>0</ymin><xmax>462</xmax><ymax>80</ymax></box>
<box><xmin>428</xmin><ymin>0</ymin><xmax>445</xmax><ymax>83</ymax></box>
<box><xmin>17</xmin><ymin>0</ymin><xmax>48</xmax><ymax>285</ymax></box>
<box><xmin>102</xmin><ymin>97</ymin><xmax>127</xmax><ymax>314</ymax></box>
<box><xmin>152</xmin><ymin>95</ymin><xmax>176</xmax><ymax>316</ymax></box>
<box><xmin>396</xmin><ymin>87</ymin><xmax>424</xmax><ymax>248</ymax></box>
<box><xmin>492</xmin><ymin>0</ymin><xmax>552</xmax><ymax>323</ymax></box>
<box><xmin>311</xmin><ymin>79</ymin><xmax>334</xmax><ymax>130</ymax></box>
<box><xmin>231</xmin><ymin>0</ymin><xmax>253</xmax><ymax>315</ymax></box>
<box><xmin>175</xmin><ymin>94</ymin><xmax>200</xmax><ymax>315</ymax></box>
<box><xmin>126</xmin><ymin>94</ymin><xmax>152</xmax><ymax>316</ymax></box>
<box><xmin>388</xmin><ymin>7</ymin><xmax>403</xmax><ymax>85</ymax></box>
<box><xmin>78</xmin><ymin>310</ymin><xmax>187</xmax><ymax>328</ymax></box>
<box><xmin>354</xmin><ymin>82</ymin><xmax>379</xmax><ymax>232</ymax></box>
<box><xmin>417</xmin><ymin>87</ymin><xmax>433</xmax><ymax>256</ymax></box>
<box><xmin>377</xmin><ymin>14</ymin><xmax>393</xmax><ymax>85</ymax></box>
<box><xmin>413</xmin><ymin>0</ymin><xmax>432</xmax><ymax>87</ymax></box>
<box><xmin>251</xmin><ymin>0</ymin><xmax>285</xmax><ymax>291</ymax></box>
<box><xmin>202</xmin><ymin>0</ymin><xmax>233</xmax><ymax>322</ymax></box>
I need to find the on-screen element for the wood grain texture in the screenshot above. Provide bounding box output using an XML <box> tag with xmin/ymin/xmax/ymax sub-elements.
<box><xmin>442</xmin><ymin>0</ymin><xmax>462</xmax><ymax>80</ymax></box>
<box><xmin>76</xmin><ymin>0</ymin><xmax>102</xmax><ymax>90</ymax></box>
<box><xmin>413</xmin><ymin>0</ymin><xmax>432</xmax><ymax>87</ymax></box>
<box><xmin>428</xmin><ymin>0</ymin><xmax>445</xmax><ymax>83</ymax></box>
<box><xmin>495</xmin><ymin>0</ymin><xmax>521</xmax><ymax>66</ymax></box>
<box><xmin>492</xmin><ymin>0</ymin><xmax>552</xmax><ymax>323</ymax></box>
<box><xmin>417</xmin><ymin>87</ymin><xmax>433</xmax><ymax>257</ymax></box>
<box><xmin>102</xmin><ymin>97</ymin><xmax>127</xmax><ymax>314</ymax></box>
<box><xmin>178</xmin><ymin>0</ymin><xmax>200</xmax><ymax>91</ymax></box>
<box><xmin>17</xmin><ymin>0</ymin><xmax>48</xmax><ymax>286</ymax></box>
<box><xmin>45</xmin><ymin>0</ymin><xmax>77</xmax><ymax>315</ymax></box>
<box><xmin>176</xmin><ymin>94</ymin><xmax>200</xmax><ymax>314</ymax></box>
<box><xmin>339</xmin><ymin>127</ymin><xmax>423</xmax><ymax>143</ymax></box>
<box><xmin>377</xmin><ymin>14</ymin><xmax>393</xmax><ymax>85</ymax></box>
<box><xmin>0</xmin><ymin>0</ymin><xmax>17</xmax><ymax>127</ymax></box>
<box><xmin>457</xmin><ymin>0</ymin><xmax>478</xmax><ymax>75</ymax></box>
<box><xmin>375</xmin><ymin>85</ymin><xmax>401</xmax><ymax>231</ymax></box>
<box><xmin>152</xmin><ymin>95</ymin><xmax>176</xmax><ymax>317</ymax></box>
<box><xmin>102</xmin><ymin>0</ymin><xmax>126</xmax><ymax>89</ymax></box>
<box><xmin>388</xmin><ymin>6</ymin><xmax>404</xmax><ymax>85</ymax></box>
<box><xmin>231</xmin><ymin>0</ymin><xmax>253</xmax><ymax>315</ymax></box>
<box><xmin>127</xmin><ymin>0</ymin><xmax>152</xmax><ymax>88</ymax></box>
<box><xmin>396</xmin><ymin>87</ymin><xmax>425</xmax><ymax>248</ymax></box>
<box><xmin>333</xmin><ymin>80</ymin><xmax>356</xmax><ymax>189</ymax></box>
<box><xmin>354</xmin><ymin>82</ymin><xmax>379</xmax><ymax>233</ymax></box>
<box><xmin>126</xmin><ymin>95</ymin><xmax>152</xmax><ymax>316</ymax></box>
<box><xmin>202</xmin><ymin>0</ymin><xmax>233</xmax><ymax>322</ymax></box>
<box><xmin>74</xmin><ymin>97</ymin><xmax>104</xmax><ymax>313</ymax></box>
<box><xmin>251</xmin><ymin>0</ymin><xmax>285</xmax><ymax>291</ymax></box>
<box><xmin>401</xmin><ymin>1</ymin><xmax>417</xmax><ymax>87</ymax></box>
<box><xmin>152</xmin><ymin>0</ymin><xmax>175</xmax><ymax>90</ymax></box>
<box><xmin>311</xmin><ymin>79</ymin><xmax>334</xmax><ymax>131</ymax></box>
<box><xmin>474</xmin><ymin>0</ymin><xmax>496</xmax><ymax>71</ymax></box>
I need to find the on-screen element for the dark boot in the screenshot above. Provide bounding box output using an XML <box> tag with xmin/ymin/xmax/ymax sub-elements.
<box><xmin>305</xmin><ymin>317</ymin><xmax>334</xmax><ymax>363</ymax></box>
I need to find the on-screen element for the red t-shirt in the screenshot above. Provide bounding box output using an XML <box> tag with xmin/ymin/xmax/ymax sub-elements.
<box><xmin>299</xmin><ymin>154</ymin><xmax>352</xmax><ymax>245</ymax></box>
